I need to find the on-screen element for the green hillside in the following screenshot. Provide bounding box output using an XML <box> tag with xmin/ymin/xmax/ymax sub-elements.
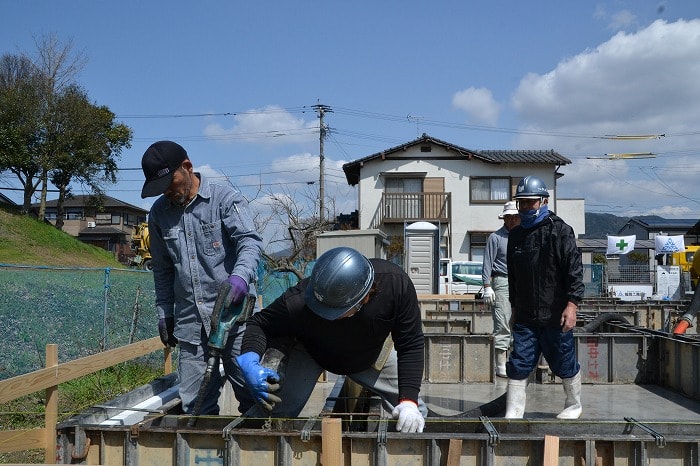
<box><xmin>0</xmin><ymin>205</ymin><xmax>123</xmax><ymax>267</ymax></box>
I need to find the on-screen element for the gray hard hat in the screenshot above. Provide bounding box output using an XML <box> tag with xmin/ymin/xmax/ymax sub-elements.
<box><xmin>514</xmin><ymin>175</ymin><xmax>550</xmax><ymax>199</ymax></box>
<box><xmin>304</xmin><ymin>247</ymin><xmax>374</xmax><ymax>320</ymax></box>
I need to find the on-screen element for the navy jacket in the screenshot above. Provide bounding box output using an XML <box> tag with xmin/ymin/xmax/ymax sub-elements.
<box><xmin>507</xmin><ymin>213</ymin><xmax>584</xmax><ymax>327</ymax></box>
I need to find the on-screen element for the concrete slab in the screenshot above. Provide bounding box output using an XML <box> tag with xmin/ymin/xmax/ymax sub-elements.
<box><xmin>226</xmin><ymin>374</ymin><xmax>700</xmax><ymax>422</ymax></box>
<box><xmin>420</xmin><ymin>380</ymin><xmax>700</xmax><ymax>421</ymax></box>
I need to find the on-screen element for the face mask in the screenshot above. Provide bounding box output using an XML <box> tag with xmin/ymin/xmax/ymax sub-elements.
<box><xmin>519</xmin><ymin>203</ymin><xmax>549</xmax><ymax>228</ymax></box>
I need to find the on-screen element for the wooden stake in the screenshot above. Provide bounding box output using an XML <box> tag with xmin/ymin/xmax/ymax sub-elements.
<box><xmin>322</xmin><ymin>417</ymin><xmax>342</xmax><ymax>466</ymax></box>
<box><xmin>446</xmin><ymin>438</ymin><xmax>463</xmax><ymax>466</ymax></box>
<box><xmin>543</xmin><ymin>435</ymin><xmax>560</xmax><ymax>466</ymax></box>
<box><xmin>45</xmin><ymin>344</ymin><xmax>58</xmax><ymax>463</ymax></box>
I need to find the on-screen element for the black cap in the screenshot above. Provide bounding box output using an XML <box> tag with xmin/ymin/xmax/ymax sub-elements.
<box><xmin>141</xmin><ymin>141</ymin><xmax>188</xmax><ymax>198</ymax></box>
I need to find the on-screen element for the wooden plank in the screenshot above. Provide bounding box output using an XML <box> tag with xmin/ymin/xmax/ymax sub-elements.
<box><xmin>0</xmin><ymin>337</ymin><xmax>164</xmax><ymax>404</ymax></box>
<box><xmin>322</xmin><ymin>417</ymin><xmax>343</xmax><ymax>466</ymax></box>
<box><xmin>164</xmin><ymin>346</ymin><xmax>173</xmax><ymax>375</ymax></box>
<box><xmin>45</xmin><ymin>344</ymin><xmax>58</xmax><ymax>463</ymax></box>
<box><xmin>0</xmin><ymin>428</ymin><xmax>45</xmax><ymax>452</ymax></box>
<box><xmin>543</xmin><ymin>435</ymin><xmax>560</xmax><ymax>466</ymax></box>
<box><xmin>446</xmin><ymin>438</ymin><xmax>463</xmax><ymax>466</ymax></box>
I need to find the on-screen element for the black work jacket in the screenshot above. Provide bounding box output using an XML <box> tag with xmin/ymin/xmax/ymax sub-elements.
<box><xmin>507</xmin><ymin>213</ymin><xmax>584</xmax><ymax>327</ymax></box>
<box><xmin>242</xmin><ymin>259</ymin><xmax>425</xmax><ymax>402</ymax></box>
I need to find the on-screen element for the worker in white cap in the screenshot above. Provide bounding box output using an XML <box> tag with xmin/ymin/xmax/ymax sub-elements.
<box><xmin>482</xmin><ymin>200</ymin><xmax>519</xmax><ymax>377</ymax></box>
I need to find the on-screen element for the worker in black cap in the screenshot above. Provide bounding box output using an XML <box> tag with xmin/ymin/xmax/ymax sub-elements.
<box><xmin>141</xmin><ymin>140</ymin><xmax>263</xmax><ymax>416</ymax></box>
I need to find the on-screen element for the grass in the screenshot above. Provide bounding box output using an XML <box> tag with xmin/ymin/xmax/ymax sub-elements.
<box><xmin>0</xmin><ymin>206</ymin><xmax>123</xmax><ymax>268</ymax></box>
<box><xmin>0</xmin><ymin>206</ymin><xmax>159</xmax><ymax>463</ymax></box>
<box><xmin>0</xmin><ymin>362</ymin><xmax>164</xmax><ymax>464</ymax></box>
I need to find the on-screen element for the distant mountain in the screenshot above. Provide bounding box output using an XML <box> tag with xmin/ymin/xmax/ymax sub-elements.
<box><xmin>581</xmin><ymin>213</ymin><xmax>631</xmax><ymax>238</ymax></box>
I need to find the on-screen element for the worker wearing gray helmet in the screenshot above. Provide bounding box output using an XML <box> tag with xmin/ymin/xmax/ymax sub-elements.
<box><xmin>505</xmin><ymin>175</ymin><xmax>585</xmax><ymax>419</ymax></box>
<box><xmin>237</xmin><ymin>246</ymin><xmax>427</xmax><ymax>433</ymax></box>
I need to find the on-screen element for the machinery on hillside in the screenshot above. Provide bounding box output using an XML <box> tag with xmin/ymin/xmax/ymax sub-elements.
<box><xmin>128</xmin><ymin>222</ymin><xmax>152</xmax><ymax>271</ymax></box>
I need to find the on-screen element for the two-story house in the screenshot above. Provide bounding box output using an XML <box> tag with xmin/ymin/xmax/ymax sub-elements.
<box><xmin>32</xmin><ymin>195</ymin><xmax>148</xmax><ymax>263</ymax></box>
<box><xmin>342</xmin><ymin>134</ymin><xmax>585</xmax><ymax>265</ymax></box>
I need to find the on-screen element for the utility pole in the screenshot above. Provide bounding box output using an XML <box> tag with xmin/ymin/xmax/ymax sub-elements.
<box><xmin>312</xmin><ymin>103</ymin><xmax>332</xmax><ymax>225</ymax></box>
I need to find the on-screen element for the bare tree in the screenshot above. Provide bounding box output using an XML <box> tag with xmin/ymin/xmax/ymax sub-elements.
<box><xmin>255</xmin><ymin>183</ymin><xmax>337</xmax><ymax>281</ymax></box>
<box><xmin>32</xmin><ymin>34</ymin><xmax>88</xmax><ymax>219</ymax></box>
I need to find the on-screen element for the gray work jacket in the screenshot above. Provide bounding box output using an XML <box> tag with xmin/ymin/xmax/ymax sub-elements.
<box><xmin>148</xmin><ymin>174</ymin><xmax>262</xmax><ymax>345</ymax></box>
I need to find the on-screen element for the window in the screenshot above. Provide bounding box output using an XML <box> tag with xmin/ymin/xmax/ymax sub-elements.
<box><xmin>385</xmin><ymin>177</ymin><xmax>423</xmax><ymax>193</ymax></box>
<box><xmin>111</xmin><ymin>213</ymin><xmax>121</xmax><ymax>225</ymax></box>
<box><xmin>96</xmin><ymin>213</ymin><xmax>111</xmax><ymax>224</ymax></box>
<box><xmin>385</xmin><ymin>177</ymin><xmax>424</xmax><ymax>219</ymax></box>
<box><xmin>470</xmin><ymin>233</ymin><xmax>488</xmax><ymax>262</ymax></box>
<box><xmin>470</xmin><ymin>177</ymin><xmax>510</xmax><ymax>203</ymax></box>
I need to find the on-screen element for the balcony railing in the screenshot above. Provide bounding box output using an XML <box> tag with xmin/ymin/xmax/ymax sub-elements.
<box><xmin>377</xmin><ymin>192</ymin><xmax>451</xmax><ymax>225</ymax></box>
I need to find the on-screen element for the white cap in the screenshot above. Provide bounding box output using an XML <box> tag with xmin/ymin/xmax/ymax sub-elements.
<box><xmin>498</xmin><ymin>201</ymin><xmax>518</xmax><ymax>218</ymax></box>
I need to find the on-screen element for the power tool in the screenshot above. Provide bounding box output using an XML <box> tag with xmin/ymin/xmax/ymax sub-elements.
<box><xmin>188</xmin><ymin>282</ymin><xmax>255</xmax><ymax>427</ymax></box>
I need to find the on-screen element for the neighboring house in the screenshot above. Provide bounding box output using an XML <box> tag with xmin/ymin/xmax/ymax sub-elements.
<box><xmin>614</xmin><ymin>215</ymin><xmax>699</xmax><ymax>266</ymax></box>
<box><xmin>618</xmin><ymin>216</ymin><xmax>699</xmax><ymax>245</ymax></box>
<box><xmin>31</xmin><ymin>195</ymin><xmax>148</xmax><ymax>263</ymax></box>
<box><xmin>342</xmin><ymin>133</ymin><xmax>585</xmax><ymax>265</ymax></box>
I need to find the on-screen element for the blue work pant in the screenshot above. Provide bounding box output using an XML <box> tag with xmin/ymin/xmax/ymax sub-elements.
<box><xmin>506</xmin><ymin>323</ymin><xmax>580</xmax><ymax>380</ymax></box>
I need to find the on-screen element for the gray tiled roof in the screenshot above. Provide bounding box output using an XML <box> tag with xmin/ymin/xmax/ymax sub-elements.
<box><xmin>342</xmin><ymin>133</ymin><xmax>571</xmax><ymax>185</ymax></box>
<box><xmin>627</xmin><ymin>216</ymin><xmax>698</xmax><ymax>230</ymax></box>
<box><xmin>32</xmin><ymin>194</ymin><xmax>147</xmax><ymax>213</ymax></box>
<box><xmin>78</xmin><ymin>225</ymin><xmax>130</xmax><ymax>236</ymax></box>
<box><xmin>477</xmin><ymin>149</ymin><xmax>571</xmax><ymax>164</ymax></box>
<box><xmin>576</xmin><ymin>238</ymin><xmax>657</xmax><ymax>250</ymax></box>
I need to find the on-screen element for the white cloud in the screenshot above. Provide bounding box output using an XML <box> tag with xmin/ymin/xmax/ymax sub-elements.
<box><xmin>451</xmin><ymin>87</ymin><xmax>500</xmax><ymax>126</ymax></box>
<box><xmin>594</xmin><ymin>6</ymin><xmax>638</xmax><ymax>31</ymax></box>
<box><xmin>510</xmin><ymin>19</ymin><xmax>700</xmax><ymax>219</ymax></box>
<box><xmin>203</xmin><ymin>105</ymin><xmax>318</xmax><ymax>145</ymax></box>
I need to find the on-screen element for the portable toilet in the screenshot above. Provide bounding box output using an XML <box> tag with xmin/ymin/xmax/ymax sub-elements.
<box><xmin>405</xmin><ymin>221</ymin><xmax>439</xmax><ymax>294</ymax></box>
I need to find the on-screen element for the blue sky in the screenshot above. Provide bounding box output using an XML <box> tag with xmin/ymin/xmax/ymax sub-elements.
<box><xmin>2</xmin><ymin>1</ymin><xmax>700</xmax><ymax>246</ymax></box>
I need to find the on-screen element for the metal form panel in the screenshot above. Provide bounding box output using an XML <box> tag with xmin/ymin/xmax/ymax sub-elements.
<box><xmin>57</xmin><ymin>418</ymin><xmax>700</xmax><ymax>466</ymax></box>
<box><xmin>576</xmin><ymin>334</ymin><xmax>651</xmax><ymax>384</ymax></box>
<box><xmin>423</xmin><ymin>333</ymin><xmax>652</xmax><ymax>385</ymax></box>
<box><xmin>660</xmin><ymin>335</ymin><xmax>700</xmax><ymax>400</ymax></box>
<box><xmin>424</xmin><ymin>334</ymin><xmax>493</xmax><ymax>383</ymax></box>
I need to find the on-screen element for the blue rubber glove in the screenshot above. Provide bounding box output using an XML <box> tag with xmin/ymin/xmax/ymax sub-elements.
<box><xmin>157</xmin><ymin>317</ymin><xmax>178</xmax><ymax>347</ymax></box>
<box><xmin>226</xmin><ymin>275</ymin><xmax>248</xmax><ymax>305</ymax></box>
<box><xmin>236</xmin><ymin>351</ymin><xmax>282</xmax><ymax>411</ymax></box>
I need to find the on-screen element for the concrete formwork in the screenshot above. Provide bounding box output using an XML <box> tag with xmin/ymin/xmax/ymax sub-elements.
<box><xmin>55</xmin><ymin>298</ymin><xmax>700</xmax><ymax>465</ymax></box>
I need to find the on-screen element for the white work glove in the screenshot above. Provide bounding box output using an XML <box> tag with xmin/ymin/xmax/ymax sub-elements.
<box><xmin>391</xmin><ymin>400</ymin><xmax>424</xmax><ymax>433</ymax></box>
<box><xmin>482</xmin><ymin>287</ymin><xmax>495</xmax><ymax>306</ymax></box>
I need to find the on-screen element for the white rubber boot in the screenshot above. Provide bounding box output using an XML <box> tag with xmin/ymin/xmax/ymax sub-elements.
<box><xmin>495</xmin><ymin>350</ymin><xmax>507</xmax><ymax>378</ymax></box>
<box><xmin>557</xmin><ymin>370</ymin><xmax>582</xmax><ymax>419</ymax></box>
<box><xmin>504</xmin><ymin>378</ymin><xmax>528</xmax><ymax>419</ymax></box>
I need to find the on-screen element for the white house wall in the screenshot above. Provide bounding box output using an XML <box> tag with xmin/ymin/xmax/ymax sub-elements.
<box><xmin>356</xmin><ymin>144</ymin><xmax>578</xmax><ymax>262</ymax></box>
<box><xmin>557</xmin><ymin>198</ymin><xmax>586</xmax><ymax>237</ymax></box>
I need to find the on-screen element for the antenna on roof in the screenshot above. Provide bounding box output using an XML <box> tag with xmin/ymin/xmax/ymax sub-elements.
<box><xmin>407</xmin><ymin>114</ymin><xmax>423</xmax><ymax>137</ymax></box>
